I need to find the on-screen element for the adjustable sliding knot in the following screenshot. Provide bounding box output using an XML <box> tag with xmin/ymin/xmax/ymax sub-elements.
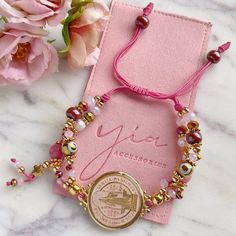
<box><xmin>207</xmin><ymin>42</ymin><xmax>231</xmax><ymax>64</ymax></box>
<box><xmin>129</xmin><ymin>85</ymin><xmax>149</xmax><ymax>96</ymax></box>
<box><xmin>101</xmin><ymin>93</ymin><xmax>111</xmax><ymax>103</ymax></box>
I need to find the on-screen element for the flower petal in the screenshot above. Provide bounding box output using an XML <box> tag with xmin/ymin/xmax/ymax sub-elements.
<box><xmin>84</xmin><ymin>46</ymin><xmax>100</xmax><ymax>66</ymax></box>
<box><xmin>68</xmin><ymin>32</ymin><xmax>87</xmax><ymax>69</ymax></box>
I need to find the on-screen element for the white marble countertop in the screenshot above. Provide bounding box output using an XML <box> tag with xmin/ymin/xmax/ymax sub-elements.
<box><xmin>0</xmin><ymin>0</ymin><xmax>235</xmax><ymax>235</ymax></box>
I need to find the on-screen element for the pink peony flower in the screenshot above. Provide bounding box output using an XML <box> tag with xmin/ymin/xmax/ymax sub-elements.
<box><xmin>0</xmin><ymin>23</ymin><xmax>59</xmax><ymax>85</ymax></box>
<box><xmin>0</xmin><ymin>0</ymin><xmax>72</xmax><ymax>26</ymax></box>
<box><xmin>67</xmin><ymin>0</ymin><xmax>109</xmax><ymax>69</ymax></box>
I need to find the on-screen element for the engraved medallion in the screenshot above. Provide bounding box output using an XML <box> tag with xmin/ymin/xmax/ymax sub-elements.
<box><xmin>87</xmin><ymin>171</ymin><xmax>144</xmax><ymax>230</ymax></box>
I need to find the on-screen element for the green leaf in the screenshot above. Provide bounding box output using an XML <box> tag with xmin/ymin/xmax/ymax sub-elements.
<box><xmin>47</xmin><ymin>39</ymin><xmax>56</xmax><ymax>44</ymax></box>
<box><xmin>72</xmin><ymin>0</ymin><xmax>93</xmax><ymax>8</ymax></box>
<box><xmin>60</xmin><ymin>11</ymin><xmax>82</xmax><ymax>53</ymax></box>
<box><xmin>60</xmin><ymin>0</ymin><xmax>93</xmax><ymax>54</ymax></box>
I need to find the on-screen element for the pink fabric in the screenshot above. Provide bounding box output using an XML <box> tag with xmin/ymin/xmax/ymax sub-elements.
<box><xmin>54</xmin><ymin>0</ymin><xmax>212</xmax><ymax>224</ymax></box>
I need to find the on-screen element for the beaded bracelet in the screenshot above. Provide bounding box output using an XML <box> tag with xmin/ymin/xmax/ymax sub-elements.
<box><xmin>6</xmin><ymin>2</ymin><xmax>230</xmax><ymax>230</ymax></box>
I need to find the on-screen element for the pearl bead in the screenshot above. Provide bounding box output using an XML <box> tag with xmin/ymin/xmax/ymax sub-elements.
<box><xmin>69</xmin><ymin>169</ymin><xmax>76</xmax><ymax>178</ymax></box>
<box><xmin>76</xmin><ymin>119</ymin><xmax>86</xmax><ymax>131</ymax></box>
<box><xmin>135</xmin><ymin>15</ymin><xmax>149</xmax><ymax>29</ymax></box>
<box><xmin>189</xmin><ymin>153</ymin><xmax>198</xmax><ymax>162</ymax></box>
<box><xmin>91</xmin><ymin>106</ymin><xmax>100</xmax><ymax>116</ymax></box>
<box><xmin>85</xmin><ymin>96</ymin><xmax>96</xmax><ymax>109</ymax></box>
<box><xmin>63</xmin><ymin>129</ymin><xmax>74</xmax><ymax>138</ymax></box>
<box><xmin>184</xmin><ymin>112</ymin><xmax>196</xmax><ymax>120</ymax></box>
<box><xmin>160</xmin><ymin>178</ymin><xmax>168</xmax><ymax>188</ymax></box>
<box><xmin>177</xmin><ymin>138</ymin><xmax>186</xmax><ymax>147</ymax></box>
<box><xmin>168</xmin><ymin>189</ymin><xmax>176</xmax><ymax>199</ymax></box>
<box><xmin>177</xmin><ymin>112</ymin><xmax>196</xmax><ymax>126</ymax></box>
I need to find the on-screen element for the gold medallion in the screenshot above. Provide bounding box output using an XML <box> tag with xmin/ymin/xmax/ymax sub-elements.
<box><xmin>87</xmin><ymin>171</ymin><xmax>144</xmax><ymax>230</ymax></box>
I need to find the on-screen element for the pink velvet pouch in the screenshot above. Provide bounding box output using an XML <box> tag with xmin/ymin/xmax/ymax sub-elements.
<box><xmin>55</xmin><ymin>0</ymin><xmax>212</xmax><ymax>224</ymax></box>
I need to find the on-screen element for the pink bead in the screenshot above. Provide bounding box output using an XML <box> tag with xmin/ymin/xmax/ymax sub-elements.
<box><xmin>189</xmin><ymin>153</ymin><xmax>198</xmax><ymax>162</ymax></box>
<box><xmin>6</xmin><ymin>181</ymin><xmax>11</xmax><ymax>186</ymax></box>
<box><xmin>78</xmin><ymin>192</ymin><xmax>85</xmax><ymax>201</ymax></box>
<box><xmin>10</xmin><ymin>158</ymin><xmax>17</xmax><ymax>163</ymax></box>
<box><xmin>160</xmin><ymin>178</ymin><xmax>168</xmax><ymax>188</ymax></box>
<box><xmin>145</xmin><ymin>199</ymin><xmax>154</xmax><ymax>208</ymax></box>
<box><xmin>168</xmin><ymin>189</ymin><xmax>176</xmax><ymax>199</ymax></box>
<box><xmin>56</xmin><ymin>178</ymin><xmax>63</xmax><ymax>186</ymax></box>
<box><xmin>17</xmin><ymin>178</ymin><xmax>25</xmax><ymax>186</ymax></box>
<box><xmin>69</xmin><ymin>169</ymin><xmax>76</xmax><ymax>178</ymax></box>
<box><xmin>66</xmin><ymin>165</ymin><xmax>72</xmax><ymax>171</ymax></box>
<box><xmin>63</xmin><ymin>129</ymin><xmax>74</xmax><ymax>138</ymax></box>
<box><xmin>55</xmin><ymin>171</ymin><xmax>63</xmax><ymax>178</ymax></box>
<box><xmin>49</xmin><ymin>142</ymin><xmax>63</xmax><ymax>159</ymax></box>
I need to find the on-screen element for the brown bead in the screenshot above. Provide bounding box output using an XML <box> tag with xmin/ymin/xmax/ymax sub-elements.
<box><xmin>135</xmin><ymin>15</ymin><xmax>149</xmax><ymax>29</ymax></box>
<box><xmin>207</xmin><ymin>50</ymin><xmax>221</xmax><ymax>63</ymax></box>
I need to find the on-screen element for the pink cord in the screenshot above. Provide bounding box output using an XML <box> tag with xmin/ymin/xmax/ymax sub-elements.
<box><xmin>102</xmin><ymin>2</ymin><xmax>231</xmax><ymax>111</ymax></box>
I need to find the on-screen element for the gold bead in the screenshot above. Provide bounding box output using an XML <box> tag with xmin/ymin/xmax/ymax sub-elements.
<box><xmin>43</xmin><ymin>161</ymin><xmax>50</xmax><ymax>168</ymax></box>
<box><xmin>178</xmin><ymin>107</ymin><xmax>189</xmax><ymax>117</ymax></box>
<box><xmin>152</xmin><ymin>194</ymin><xmax>164</xmax><ymax>205</ymax></box>
<box><xmin>18</xmin><ymin>166</ymin><xmax>25</xmax><ymax>173</ymax></box>
<box><xmin>69</xmin><ymin>184</ymin><xmax>81</xmax><ymax>195</ymax></box>
<box><xmin>11</xmin><ymin>178</ymin><xmax>17</xmax><ymax>187</ymax></box>
<box><xmin>197</xmin><ymin>154</ymin><xmax>202</xmax><ymax>160</ymax></box>
<box><xmin>84</xmin><ymin>112</ymin><xmax>95</xmax><ymax>123</ymax></box>
<box><xmin>159</xmin><ymin>188</ymin><xmax>166</xmax><ymax>194</ymax></box>
<box><xmin>63</xmin><ymin>181</ymin><xmax>70</xmax><ymax>189</ymax></box>
<box><xmin>176</xmin><ymin>191</ymin><xmax>183</xmax><ymax>199</ymax></box>
<box><xmin>68</xmin><ymin>177</ymin><xmax>75</xmax><ymax>184</ymax></box>
<box><xmin>94</xmin><ymin>95</ymin><xmax>104</xmax><ymax>107</ymax></box>
<box><xmin>53</xmin><ymin>166</ymin><xmax>60</xmax><ymax>172</ymax></box>
<box><xmin>164</xmin><ymin>194</ymin><xmax>171</xmax><ymax>201</ymax></box>
<box><xmin>32</xmin><ymin>165</ymin><xmax>44</xmax><ymax>176</ymax></box>
<box><xmin>77</xmin><ymin>101</ymin><xmax>88</xmax><ymax>112</ymax></box>
<box><xmin>67</xmin><ymin>159</ymin><xmax>74</xmax><ymax>165</ymax></box>
<box><xmin>187</xmin><ymin>121</ymin><xmax>199</xmax><ymax>130</ymax></box>
<box><xmin>193</xmin><ymin>146</ymin><xmax>201</xmax><ymax>153</ymax></box>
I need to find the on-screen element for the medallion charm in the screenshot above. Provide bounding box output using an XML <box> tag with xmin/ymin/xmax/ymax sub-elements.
<box><xmin>87</xmin><ymin>172</ymin><xmax>144</xmax><ymax>230</ymax></box>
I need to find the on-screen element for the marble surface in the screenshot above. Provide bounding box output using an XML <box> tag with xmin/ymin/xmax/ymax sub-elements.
<box><xmin>0</xmin><ymin>0</ymin><xmax>236</xmax><ymax>235</ymax></box>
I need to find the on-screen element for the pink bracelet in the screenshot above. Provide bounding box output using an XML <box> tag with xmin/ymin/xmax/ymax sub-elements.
<box><xmin>6</xmin><ymin>2</ymin><xmax>230</xmax><ymax>230</ymax></box>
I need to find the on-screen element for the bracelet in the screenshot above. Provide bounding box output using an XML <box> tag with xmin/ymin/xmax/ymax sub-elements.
<box><xmin>6</xmin><ymin>2</ymin><xmax>230</xmax><ymax>230</ymax></box>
